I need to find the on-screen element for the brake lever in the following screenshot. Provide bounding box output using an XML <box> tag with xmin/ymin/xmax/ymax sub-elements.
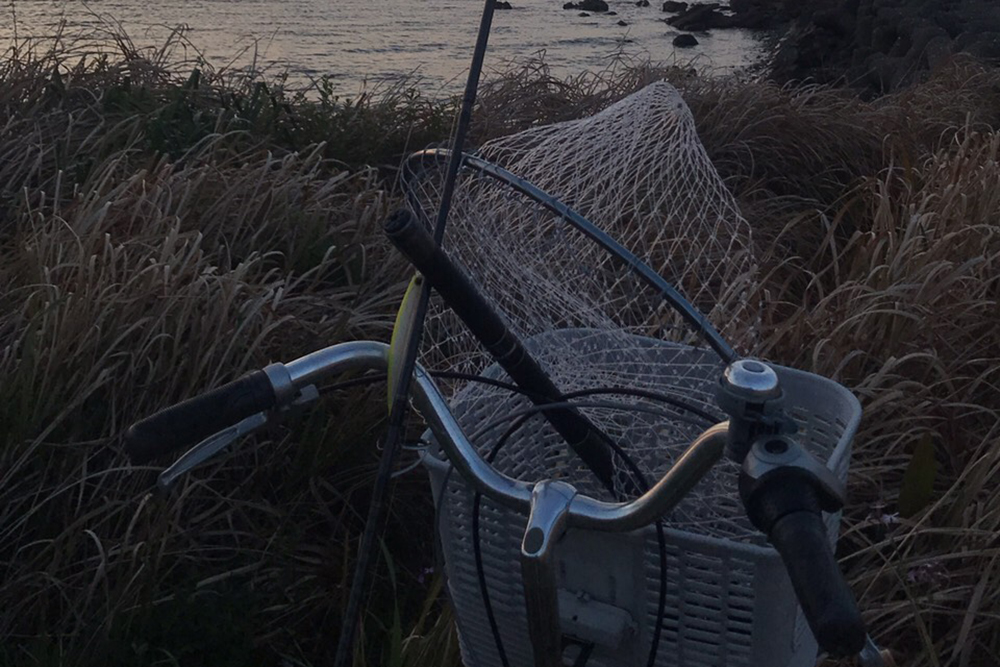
<box><xmin>858</xmin><ymin>635</ymin><xmax>894</xmax><ymax>667</ymax></box>
<box><xmin>157</xmin><ymin>384</ymin><xmax>320</xmax><ymax>490</ymax></box>
<box><xmin>158</xmin><ymin>411</ymin><xmax>269</xmax><ymax>490</ymax></box>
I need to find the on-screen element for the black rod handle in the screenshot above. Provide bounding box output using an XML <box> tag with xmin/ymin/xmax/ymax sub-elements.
<box><xmin>385</xmin><ymin>208</ymin><xmax>624</xmax><ymax>496</ymax></box>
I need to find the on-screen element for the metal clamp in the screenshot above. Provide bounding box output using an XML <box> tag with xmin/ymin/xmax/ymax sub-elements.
<box><xmin>717</xmin><ymin>358</ymin><xmax>793</xmax><ymax>463</ymax></box>
<box><xmin>520</xmin><ymin>480</ymin><xmax>577</xmax><ymax>667</ymax></box>
<box><xmin>859</xmin><ymin>635</ymin><xmax>894</xmax><ymax>667</ymax></box>
<box><xmin>739</xmin><ymin>435</ymin><xmax>846</xmax><ymax>512</ymax></box>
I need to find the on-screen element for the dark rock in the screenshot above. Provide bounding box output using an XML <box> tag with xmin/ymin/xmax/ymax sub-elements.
<box><xmin>907</xmin><ymin>23</ymin><xmax>949</xmax><ymax>60</ymax></box>
<box><xmin>953</xmin><ymin>30</ymin><xmax>979</xmax><ymax>53</ymax></box>
<box><xmin>870</xmin><ymin>21</ymin><xmax>899</xmax><ymax>53</ymax></box>
<box><xmin>766</xmin><ymin>0</ymin><xmax>1000</xmax><ymax>94</ymax></box>
<box><xmin>579</xmin><ymin>11</ymin><xmax>591</xmax><ymax>16</ymax></box>
<box><xmin>965</xmin><ymin>31</ymin><xmax>1000</xmax><ymax>60</ymax></box>
<box><xmin>924</xmin><ymin>35</ymin><xmax>954</xmax><ymax>69</ymax></box>
<box><xmin>607</xmin><ymin>10</ymin><xmax>617</xmax><ymax>15</ymax></box>
<box><xmin>851</xmin><ymin>45</ymin><xmax>875</xmax><ymax>70</ymax></box>
<box><xmin>673</xmin><ymin>33</ymin><xmax>700</xmax><ymax>47</ymax></box>
<box><xmin>734</xmin><ymin>10</ymin><xmax>774</xmax><ymax>29</ymax></box>
<box><xmin>855</xmin><ymin>15</ymin><xmax>875</xmax><ymax>48</ymax></box>
<box><xmin>725</xmin><ymin>0</ymin><xmax>784</xmax><ymax>29</ymax></box>
<box><xmin>936</xmin><ymin>11</ymin><xmax>965</xmax><ymax>38</ymax></box>
<box><xmin>813</xmin><ymin>8</ymin><xmax>854</xmax><ymax>36</ymax></box>
<box><xmin>617</xmin><ymin>19</ymin><xmax>629</xmax><ymax>25</ymax></box>
<box><xmin>662</xmin><ymin>1</ymin><xmax>687</xmax><ymax>11</ymax></box>
<box><xmin>564</xmin><ymin>0</ymin><xmax>609</xmax><ymax>11</ymax></box>
<box><xmin>667</xmin><ymin>4</ymin><xmax>734</xmax><ymax>31</ymax></box>
<box><xmin>635</xmin><ymin>0</ymin><xmax>650</xmax><ymax>5</ymax></box>
<box><xmin>865</xmin><ymin>53</ymin><xmax>906</xmax><ymax>93</ymax></box>
<box><xmin>496</xmin><ymin>0</ymin><xmax>513</xmax><ymax>8</ymax></box>
<box><xmin>888</xmin><ymin>17</ymin><xmax>917</xmax><ymax>57</ymax></box>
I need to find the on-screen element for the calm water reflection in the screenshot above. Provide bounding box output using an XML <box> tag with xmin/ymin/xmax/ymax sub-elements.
<box><xmin>2</xmin><ymin>0</ymin><xmax>764</xmax><ymax>96</ymax></box>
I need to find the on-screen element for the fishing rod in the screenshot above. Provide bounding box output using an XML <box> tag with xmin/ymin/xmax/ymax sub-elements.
<box><xmin>332</xmin><ymin>2</ymin><xmax>501</xmax><ymax>665</ymax></box>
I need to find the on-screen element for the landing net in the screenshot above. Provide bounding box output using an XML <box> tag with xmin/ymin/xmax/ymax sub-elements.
<box><xmin>408</xmin><ymin>81</ymin><xmax>761</xmax><ymax>525</ymax></box>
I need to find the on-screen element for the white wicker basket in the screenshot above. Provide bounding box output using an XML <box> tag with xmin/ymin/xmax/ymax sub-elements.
<box><xmin>422</xmin><ymin>330</ymin><xmax>861</xmax><ymax>667</ymax></box>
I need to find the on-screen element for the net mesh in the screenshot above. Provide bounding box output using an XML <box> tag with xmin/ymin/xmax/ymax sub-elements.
<box><xmin>407</xmin><ymin>81</ymin><xmax>761</xmax><ymax>510</ymax></box>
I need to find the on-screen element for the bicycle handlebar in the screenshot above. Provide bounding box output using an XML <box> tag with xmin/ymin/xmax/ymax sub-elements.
<box><xmin>124</xmin><ymin>340</ymin><xmax>728</xmax><ymax>530</ymax></box>
<box><xmin>124</xmin><ymin>371</ymin><xmax>276</xmax><ymax>464</ymax></box>
<box><xmin>125</xmin><ymin>340</ymin><xmax>875</xmax><ymax>657</ymax></box>
<box><xmin>286</xmin><ymin>341</ymin><xmax>729</xmax><ymax>531</ymax></box>
<box><xmin>742</xmin><ymin>470</ymin><xmax>867</xmax><ymax>657</ymax></box>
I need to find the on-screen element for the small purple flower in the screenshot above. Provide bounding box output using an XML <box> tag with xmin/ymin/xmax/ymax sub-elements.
<box><xmin>907</xmin><ymin>561</ymin><xmax>947</xmax><ymax>585</ymax></box>
<box><xmin>879</xmin><ymin>512</ymin><xmax>900</xmax><ymax>526</ymax></box>
<box><xmin>417</xmin><ymin>566</ymin><xmax>435</xmax><ymax>585</ymax></box>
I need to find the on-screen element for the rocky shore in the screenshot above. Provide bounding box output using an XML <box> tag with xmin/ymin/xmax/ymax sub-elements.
<box><xmin>769</xmin><ymin>0</ymin><xmax>1000</xmax><ymax>92</ymax></box>
<box><xmin>655</xmin><ymin>0</ymin><xmax>1000</xmax><ymax>93</ymax></box>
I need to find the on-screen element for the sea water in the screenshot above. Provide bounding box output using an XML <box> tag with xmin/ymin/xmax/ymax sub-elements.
<box><xmin>1</xmin><ymin>0</ymin><xmax>764</xmax><ymax>96</ymax></box>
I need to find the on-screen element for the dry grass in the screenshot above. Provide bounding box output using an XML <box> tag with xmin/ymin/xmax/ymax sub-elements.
<box><xmin>0</xmin><ymin>26</ymin><xmax>998</xmax><ymax>667</ymax></box>
<box><xmin>771</xmin><ymin>132</ymin><xmax>1000</xmax><ymax>667</ymax></box>
<box><xmin>0</xmin><ymin>30</ymin><xmax>439</xmax><ymax>667</ymax></box>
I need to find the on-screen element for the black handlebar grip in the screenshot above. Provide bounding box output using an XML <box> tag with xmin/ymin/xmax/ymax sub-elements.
<box><xmin>742</xmin><ymin>473</ymin><xmax>867</xmax><ymax>657</ymax></box>
<box><xmin>768</xmin><ymin>509</ymin><xmax>867</xmax><ymax>657</ymax></box>
<box><xmin>125</xmin><ymin>371</ymin><xmax>276</xmax><ymax>464</ymax></box>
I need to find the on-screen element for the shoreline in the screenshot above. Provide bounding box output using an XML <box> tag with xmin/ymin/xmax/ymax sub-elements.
<box><xmin>0</xmin><ymin>1</ymin><xmax>770</xmax><ymax>98</ymax></box>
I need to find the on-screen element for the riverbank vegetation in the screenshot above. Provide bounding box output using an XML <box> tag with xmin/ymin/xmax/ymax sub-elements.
<box><xmin>0</xmin><ymin>27</ymin><xmax>998</xmax><ymax>667</ymax></box>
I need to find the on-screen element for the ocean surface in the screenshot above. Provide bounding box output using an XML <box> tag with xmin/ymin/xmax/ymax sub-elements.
<box><xmin>1</xmin><ymin>0</ymin><xmax>765</xmax><ymax>96</ymax></box>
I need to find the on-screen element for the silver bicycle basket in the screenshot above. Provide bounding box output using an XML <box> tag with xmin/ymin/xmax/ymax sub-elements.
<box><xmin>422</xmin><ymin>329</ymin><xmax>861</xmax><ymax>667</ymax></box>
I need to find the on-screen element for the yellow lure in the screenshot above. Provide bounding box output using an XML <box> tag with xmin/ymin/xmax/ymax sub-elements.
<box><xmin>387</xmin><ymin>273</ymin><xmax>424</xmax><ymax>411</ymax></box>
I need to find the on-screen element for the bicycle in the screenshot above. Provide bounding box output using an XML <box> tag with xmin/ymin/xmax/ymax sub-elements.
<box><xmin>124</xmin><ymin>147</ymin><xmax>894</xmax><ymax>667</ymax></box>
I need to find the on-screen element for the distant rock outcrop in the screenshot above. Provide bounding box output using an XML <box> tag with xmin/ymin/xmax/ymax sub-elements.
<box><xmin>769</xmin><ymin>0</ymin><xmax>1000</xmax><ymax>93</ymax></box>
<box><xmin>563</xmin><ymin>0</ymin><xmax>609</xmax><ymax>12</ymax></box>
<box><xmin>664</xmin><ymin>1</ymin><xmax>777</xmax><ymax>32</ymax></box>
<box><xmin>673</xmin><ymin>33</ymin><xmax>700</xmax><ymax>47</ymax></box>
<box><xmin>555</xmin><ymin>0</ymin><xmax>1000</xmax><ymax>94</ymax></box>
<box><xmin>666</xmin><ymin>4</ymin><xmax>732</xmax><ymax>31</ymax></box>
<box><xmin>496</xmin><ymin>1</ymin><xmax>513</xmax><ymax>9</ymax></box>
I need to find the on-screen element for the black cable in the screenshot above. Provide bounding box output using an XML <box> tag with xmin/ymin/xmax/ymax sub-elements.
<box><xmin>432</xmin><ymin>369</ymin><xmax>548</xmax><ymax>400</ymax></box>
<box><xmin>571</xmin><ymin>641</ymin><xmax>595</xmax><ymax>667</ymax></box>
<box><xmin>318</xmin><ymin>370</ymin><xmax>527</xmax><ymax>399</ymax></box>
<box><xmin>471</xmin><ymin>410</ymin><xmax>530</xmax><ymax>667</ymax></box>
<box><xmin>471</xmin><ymin>491</ymin><xmax>511</xmax><ymax>667</ymax></box>
<box><xmin>649</xmin><ymin>524</ymin><xmax>668</xmax><ymax>667</ymax></box>
<box><xmin>470</xmin><ymin>399</ymin><xmax>712</xmax><ymax>444</ymax></box>
<box><xmin>317</xmin><ymin>372</ymin><xmax>719</xmax><ymax>427</ymax></box>
<box><xmin>472</xmin><ymin>403</ymin><xmax>673</xmax><ymax>667</ymax></box>
<box><xmin>562</xmin><ymin>386</ymin><xmax>721</xmax><ymax>424</ymax></box>
<box><xmin>320</xmin><ymin>367</ymin><xmax>699</xmax><ymax>665</ymax></box>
